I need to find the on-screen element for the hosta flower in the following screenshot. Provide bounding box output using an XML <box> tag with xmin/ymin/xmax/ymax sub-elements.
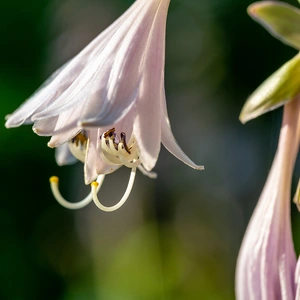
<box><xmin>5</xmin><ymin>0</ymin><xmax>203</xmax><ymax>211</ymax></box>
<box><xmin>236</xmin><ymin>1</ymin><xmax>300</xmax><ymax>298</ymax></box>
<box><xmin>235</xmin><ymin>97</ymin><xmax>300</xmax><ymax>300</ymax></box>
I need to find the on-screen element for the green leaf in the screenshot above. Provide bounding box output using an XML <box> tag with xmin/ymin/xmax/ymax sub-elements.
<box><xmin>240</xmin><ymin>53</ymin><xmax>300</xmax><ymax>123</ymax></box>
<box><xmin>248</xmin><ymin>1</ymin><xmax>300</xmax><ymax>50</ymax></box>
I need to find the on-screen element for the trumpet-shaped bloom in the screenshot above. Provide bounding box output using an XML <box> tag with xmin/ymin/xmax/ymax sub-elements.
<box><xmin>5</xmin><ymin>0</ymin><xmax>203</xmax><ymax>211</ymax></box>
<box><xmin>235</xmin><ymin>97</ymin><xmax>300</xmax><ymax>300</ymax></box>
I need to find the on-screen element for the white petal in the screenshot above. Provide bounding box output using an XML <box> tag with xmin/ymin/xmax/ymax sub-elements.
<box><xmin>84</xmin><ymin>128</ymin><xmax>116</xmax><ymax>184</ymax></box>
<box><xmin>5</xmin><ymin>62</ymin><xmax>69</xmax><ymax>128</ymax></box>
<box><xmin>32</xmin><ymin>0</ymin><xmax>150</xmax><ymax>122</ymax></box>
<box><xmin>55</xmin><ymin>143</ymin><xmax>77</xmax><ymax>166</ymax></box>
<box><xmin>46</xmin><ymin>104</ymin><xmax>86</xmax><ymax>147</ymax></box>
<box><xmin>6</xmin><ymin>0</ymin><xmax>143</xmax><ymax>128</ymax></box>
<box><xmin>133</xmin><ymin>0</ymin><xmax>171</xmax><ymax>171</ymax></box>
<box><xmin>33</xmin><ymin>116</ymin><xmax>58</xmax><ymax>136</ymax></box>
<box><xmin>161</xmin><ymin>92</ymin><xmax>204</xmax><ymax>170</ymax></box>
<box><xmin>83</xmin><ymin>129</ymin><xmax>99</xmax><ymax>184</ymax></box>
<box><xmin>48</xmin><ymin>127</ymin><xmax>81</xmax><ymax>148</ymax></box>
<box><xmin>79</xmin><ymin>0</ymin><xmax>163</xmax><ymax>127</ymax></box>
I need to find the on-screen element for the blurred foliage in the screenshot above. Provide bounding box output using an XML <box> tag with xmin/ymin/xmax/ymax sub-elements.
<box><xmin>0</xmin><ymin>0</ymin><xmax>299</xmax><ymax>299</ymax></box>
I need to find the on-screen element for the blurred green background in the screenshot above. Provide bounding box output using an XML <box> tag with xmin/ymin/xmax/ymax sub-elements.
<box><xmin>1</xmin><ymin>0</ymin><xmax>299</xmax><ymax>299</ymax></box>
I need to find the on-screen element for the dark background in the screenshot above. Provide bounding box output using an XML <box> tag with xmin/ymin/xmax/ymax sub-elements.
<box><xmin>0</xmin><ymin>0</ymin><xmax>299</xmax><ymax>299</ymax></box>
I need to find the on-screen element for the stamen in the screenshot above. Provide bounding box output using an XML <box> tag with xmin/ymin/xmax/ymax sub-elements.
<box><xmin>71</xmin><ymin>131</ymin><xmax>88</xmax><ymax>146</ymax></box>
<box><xmin>91</xmin><ymin>167</ymin><xmax>137</xmax><ymax>212</ymax></box>
<box><xmin>108</xmin><ymin>139</ymin><xmax>119</xmax><ymax>156</ymax></box>
<box><xmin>293</xmin><ymin>179</ymin><xmax>300</xmax><ymax>212</ymax></box>
<box><xmin>103</xmin><ymin>127</ymin><xmax>116</xmax><ymax>138</ymax></box>
<box><xmin>100</xmin><ymin>128</ymin><xmax>140</xmax><ymax>167</ymax></box>
<box><xmin>117</xmin><ymin>142</ymin><xmax>140</xmax><ymax>168</ymax></box>
<box><xmin>120</xmin><ymin>132</ymin><xmax>131</xmax><ymax>154</ymax></box>
<box><xmin>68</xmin><ymin>131</ymin><xmax>88</xmax><ymax>163</ymax></box>
<box><xmin>119</xmin><ymin>155</ymin><xmax>140</xmax><ymax>168</ymax></box>
<box><xmin>49</xmin><ymin>175</ymin><xmax>105</xmax><ymax>209</ymax></box>
<box><xmin>101</xmin><ymin>133</ymin><xmax>115</xmax><ymax>156</ymax></box>
<box><xmin>99</xmin><ymin>150</ymin><xmax>121</xmax><ymax>165</ymax></box>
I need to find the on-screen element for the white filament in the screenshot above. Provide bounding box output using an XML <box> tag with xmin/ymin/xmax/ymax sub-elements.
<box><xmin>50</xmin><ymin>174</ymin><xmax>105</xmax><ymax>209</ymax></box>
<box><xmin>91</xmin><ymin>167</ymin><xmax>136</xmax><ymax>212</ymax></box>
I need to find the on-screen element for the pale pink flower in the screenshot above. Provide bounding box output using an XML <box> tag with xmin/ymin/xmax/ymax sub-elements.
<box><xmin>5</xmin><ymin>0</ymin><xmax>203</xmax><ymax>211</ymax></box>
<box><xmin>235</xmin><ymin>97</ymin><xmax>300</xmax><ymax>299</ymax></box>
<box><xmin>296</xmin><ymin>257</ymin><xmax>300</xmax><ymax>299</ymax></box>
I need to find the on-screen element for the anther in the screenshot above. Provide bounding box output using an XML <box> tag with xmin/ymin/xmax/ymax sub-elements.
<box><xmin>50</xmin><ymin>174</ymin><xmax>105</xmax><ymax>209</ymax></box>
<box><xmin>91</xmin><ymin>167</ymin><xmax>137</xmax><ymax>212</ymax></box>
<box><xmin>120</xmin><ymin>132</ymin><xmax>131</xmax><ymax>154</ymax></box>
<box><xmin>71</xmin><ymin>131</ymin><xmax>87</xmax><ymax>146</ymax></box>
<box><xmin>104</xmin><ymin>128</ymin><xmax>116</xmax><ymax>138</ymax></box>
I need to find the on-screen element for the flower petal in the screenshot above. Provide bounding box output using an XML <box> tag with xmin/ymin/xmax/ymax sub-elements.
<box><xmin>78</xmin><ymin>0</ymin><xmax>167</xmax><ymax>127</ymax></box>
<box><xmin>161</xmin><ymin>91</ymin><xmax>204</xmax><ymax>170</ymax></box>
<box><xmin>84</xmin><ymin>128</ymin><xmax>118</xmax><ymax>184</ymax></box>
<box><xmin>47</xmin><ymin>105</ymin><xmax>84</xmax><ymax>147</ymax></box>
<box><xmin>84</xmin><ymin>128</ymin><xmax>100</xmax><ymax>184</ymax></box>
<box><xmin>55</xmin><ymin>143</ymin><xmax>77</xmax><ymax>166</ymax></box>
<box><xmin>133</xmin><ymin>0</ymin><xmax>171</xmax><ymax>171</ymax></box>
<box><xmin>33</xmin><ymin>116</ymin><xmax>58</xmax><ymax>136</ymax></box>
<box><xmin>296</xmin><ymin>257</ymin><xmax>300</xmax><ymax>300</ymax></box>
<box><xmin>235</xmin><ymin>97</ymin><xmax>300</xmax><ymax>300</ymax></box>
<box><xmin>5</xmin><ymin>0</ymin><xmax>144</xmax><ymax>128</ymax></box>
<box><xmin>32</xmin><ymin>0</ymin><xmax>153</xmax><ymax>123</ymax></box>
<box><xmin>5</xmin><ymin>62</ymin><xmax>69</xmax><ymax>128</ymax></box>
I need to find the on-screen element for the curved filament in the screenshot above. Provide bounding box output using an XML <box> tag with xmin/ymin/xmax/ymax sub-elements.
<box><xmin>50</xmin><ymin>174</ymin><xmax>105</xmax><ymax>209</ymax></box>
<box><xmin>91</xmin><ymin>167</ymin><xmax>136</xmax><ymax>212</ymax></box>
